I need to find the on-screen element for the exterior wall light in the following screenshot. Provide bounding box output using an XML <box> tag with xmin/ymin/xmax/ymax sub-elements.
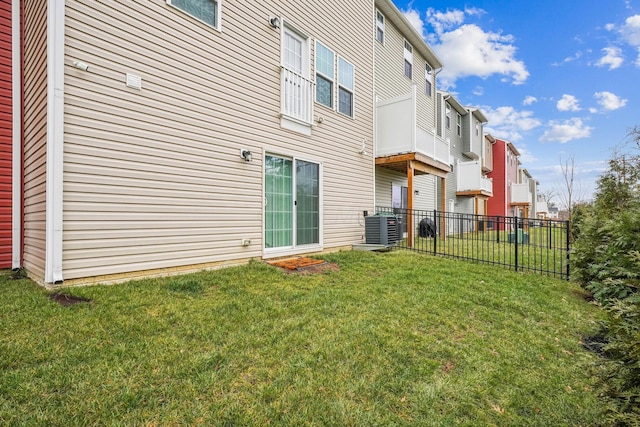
<box><xmin>240</xmin><ymin>149</ymin><xmax>252</xmax><ymax>162</ymax></box>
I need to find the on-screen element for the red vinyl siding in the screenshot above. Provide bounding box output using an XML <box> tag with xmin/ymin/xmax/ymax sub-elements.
<box><xmin>0</xmin><ymin>1</ymin><xmax>13</xmax><ymax>268</ymax></box>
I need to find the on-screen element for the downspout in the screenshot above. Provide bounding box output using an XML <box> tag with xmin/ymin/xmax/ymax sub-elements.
<box><xmin>11</xmin><ymin>0</ymin><xmax>21</xmax><ymax>270</ymax></box>
<box><xmin>45</xmin><ymin>0</ymin><xmax>65</xmax><ymax>284</ymax></box>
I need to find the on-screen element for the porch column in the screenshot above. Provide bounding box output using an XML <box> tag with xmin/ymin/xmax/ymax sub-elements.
<box><xmin>407</xmin><ymin>161</ymin><xmax>414</xmax><ymax>247</ymax></box>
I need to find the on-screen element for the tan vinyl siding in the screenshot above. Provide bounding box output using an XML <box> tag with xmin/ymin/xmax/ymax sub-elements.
<box><xmin>374</xmin><ymin>16</ymin><xmax>434</xmax><ymax>131</ymax></box>
<box><xmin>62</xmin><ymin>0</ymin><xmax>373</xmax><ymax>280</ymax></box>
<box><xmin>375</xmin><ymin>167</ymin><xmax>405</xmax><ymax>208</ymax></box>
<box><xmin>22</xmin><ymin>0</ymin><xmax>48</xmax><ymax>280</ymax></box>
<box><xmin>413</xmin><ymin>175</ymin><xmax>437</xmax><ymax>211</ymax></box>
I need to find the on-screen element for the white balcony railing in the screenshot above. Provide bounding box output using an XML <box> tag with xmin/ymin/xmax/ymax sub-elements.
<box><xmin>511</xmin><ymin>183</ymin><xmax>532</xmax><ymax>204</ymax></box>
<box><xmin>457</xmin><ymin>161</ymin><xmax>493</xmax><ymax>194</ymax></box>
<box><xmin>281</xmin><ymin>66</ymin><xmax>313</xmax><ymax>124</ymax></box>
<box><xmin>375</xmin><ymin>89</ymin><xmax>449</xmax><ymax>167</ymax></box>
<box><xmin>416</xmin><ymin>126</ymin><xmax>450</xmax><ymax>165</ymax></box>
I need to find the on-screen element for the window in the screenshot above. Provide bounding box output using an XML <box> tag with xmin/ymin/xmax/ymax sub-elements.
<box><xmin>376</xmin><ymin>10</ymin><xmax>385</xmax><ymax>44</ymax></box>
<box><xmin>445</xmin><ymin>104</ymin><xmax>451</xmax><ymax>129</ymax></box>
<box><xmin>456</xmin><ymin>113</ymin><xmax>462</xmax><ymax>136</ymax></box>
<box><xmin>315</xmin><ymin>41</ymin><xmax>334</xmax><ymax>108</ymax></box>
<box><xmin>475</xmin><ymin>120</ymin><xmax>480</xmax><ymax>136</ymax></box>
<box><xmin>403</xmin><ymin>40</ymin><xmax>413</xmax><ymax>79</ymax></box>
<box><xmin>425</xmin><ymin>64</ymin><xmax>432</xmax><ymax>97</ymax></box>
<box><xmin>167</xmin><ymin>0</ymin><xmax>220</xmax><ymax>29</ymax></box>
<box><xmin>338</xmin><ymin>57</ymin><xmax>354</xmax><ymax>117</ymax></box>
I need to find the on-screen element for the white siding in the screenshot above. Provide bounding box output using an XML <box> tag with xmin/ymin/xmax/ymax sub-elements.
<box><xmin>375</xmin><ymin>167</ymin><xmax>406</xmax><ymax>208</ymax></box>
<box><xmin>60</xmin><ymin>0</ymin><xmax>374</xmax><ymax>280</ymax></box>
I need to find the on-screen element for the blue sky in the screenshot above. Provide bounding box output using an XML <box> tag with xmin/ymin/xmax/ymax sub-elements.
<box><xmin>394</xmin><ymin>0</ymin><xmax>640</xmax><ymax>205</ymax></box>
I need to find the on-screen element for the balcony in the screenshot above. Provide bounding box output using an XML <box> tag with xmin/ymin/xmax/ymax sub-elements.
<box><xmin>511</xmin><ymin>183</ymin><xmax>532</xmax><ymax>205</ymax></box>
<box><xmin>280</xmin><ymin>66</ymin><xmax>314</xmax><ymax>133</ymax></box>
<box><xmin>375</xmin><ymin>88</ymin><xmax>450</xmax><ymax>176</ymax></box>
<box><xmin>456</xmin><ymin>161</ymin><xmax>492</xmax><ymax>196</ymax></box>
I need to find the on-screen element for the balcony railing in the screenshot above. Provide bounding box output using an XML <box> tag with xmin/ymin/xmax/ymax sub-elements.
<box><xmin>511</xmin><ymin>183</ymin><xmax>532</xmax><ymax>204</ymax></box>
<box><xmin>375</xmin><ymin>89</ymin><xmax>449</xmax><ymax>167</ymax></box>
<box><xmin>457</xmin><ymin>161</ymin><xmax>493</xmax><ymax>194</ymax></box>
<box><xmin>416</xmin><ymin>126</ymin><xmax>450</xmax><ymax>165</ymax></box>
<box><xmin>281</xmin><ymin>66</ymin><xmax>313</xmax><ymax>124</ymax></box>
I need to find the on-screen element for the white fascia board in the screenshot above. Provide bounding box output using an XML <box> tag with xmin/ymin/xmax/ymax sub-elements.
<box><xmin>45</xmin><ymin>0</ymin><xmax>65</xmax><ymax>284</ymax></box>
<box><xmin>11</xmin><ymin>0</ymin><xmax>21</xmax><ymax>269</ymax></box>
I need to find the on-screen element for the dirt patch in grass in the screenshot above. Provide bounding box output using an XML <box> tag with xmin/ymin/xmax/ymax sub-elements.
<box><xmin>268</xmin><ymin>257</ymin><xmax>340</xmax><ymax>275</ymax></box>
<box><xmin>48</xmin><ymin>293</ymin><xmax>93</xmax><ymax>307</ymax></box>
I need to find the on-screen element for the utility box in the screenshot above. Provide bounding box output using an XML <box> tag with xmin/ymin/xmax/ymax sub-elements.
<box><xmin>508</xmin><ymin>229</ymin><xmax>529</xmax><ymax>244</ymax></box>
<box><xmin>365</xmin><ymin>215</ymin><xmax>399</xmax><ymax>245</ymax></box>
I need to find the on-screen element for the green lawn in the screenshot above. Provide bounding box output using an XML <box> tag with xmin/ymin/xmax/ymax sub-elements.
<box><xmin>400</xmin><ymin>226</ymin><xmax>570</xmax><ymax>279</ymax></box>
<box><xmin>0</xmin><ymin>251</ymin><xmax>606</xmax><ymax>426</ymax></box>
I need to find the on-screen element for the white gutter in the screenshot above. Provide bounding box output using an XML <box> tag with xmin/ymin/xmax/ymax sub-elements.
<box><xmin>45</xmin><ymin>0</ymin><xmax>65</xmax><ymax>284</ymax></box>
<box><xmin>11</xmin><ymin>0</ymin><xmax>21</xmax><ymax>270</ymax></box>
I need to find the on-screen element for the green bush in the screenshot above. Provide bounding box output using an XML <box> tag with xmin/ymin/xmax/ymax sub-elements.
<box><xmin>572</xmin><ymin>131</ymin><xmax>640</xmax><ymax>424</ymax></box>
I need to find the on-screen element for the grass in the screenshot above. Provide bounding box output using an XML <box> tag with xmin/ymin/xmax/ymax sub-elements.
<box><xmin>0</xmin><ymin>251</ymin><xmax>606</xmax><ymax>426</ymax></box>
<box><xmin>399</xmin><ymin>226</ymin><xmax>569</xmax><ymax>279</ymax></box>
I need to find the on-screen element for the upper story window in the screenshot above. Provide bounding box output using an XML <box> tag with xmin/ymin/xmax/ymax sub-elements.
<box><xmin>376</xmin><ymin>10</ymin><xmax>385</xmax><ymax>44</ymax></box>
<box><xmin>281</xmin><ymin>24</ymin><xmax>313</xmax><ymax>130</ymax></box>
<box><xmin>315</xmin><ymin>41</ymin><xmax>334</xmax><ymax>109</ymax></box>
<box><xmin>425</xmin><ymin>64</ymin><xmax>432</xmax><ymax>97</ymax></box>
<box><xmin>445</xmin><ymin>104</ymin><xmax>451</xmax><ymax>129</ymax></box>
<box><xmin>456</xmin><ymin>113</ymin><xmax>462</xmax><ymax>136</ymax></box>
<box><xmin>338</xmin><ymin>57</ymin><xmax>355</xmax><ymax>117</ymax></box>
<box><xmin>403</xmin><ymin>40</ymin><xmax>413</xmax><ymax>79</ymax></box>
<box><xmin>167</xmin><ymin>0</ymin><xmax>221</xmax><ymax>30</ymax></box>
<box><xmin>475</xmin><ymin>120</ymin><xmax>480</xmax><ymax>136</ymax></box>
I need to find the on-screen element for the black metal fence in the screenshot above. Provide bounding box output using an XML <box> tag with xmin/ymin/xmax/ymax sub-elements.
<box><xmin>375</xmin><ymin>207</ymin><xmax>571</xmax><ymax>280</ymax></box>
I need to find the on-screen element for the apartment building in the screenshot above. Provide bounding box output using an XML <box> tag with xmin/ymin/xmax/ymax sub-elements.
<box><xmin>14</xmin><ymin>0</ymin><xmax>375</xmax><ymax>286</ymax></box>
<box><xmin>373</xmin><ymin>0</ymin><xmax>446</xmax><ymax>243</ymax></box>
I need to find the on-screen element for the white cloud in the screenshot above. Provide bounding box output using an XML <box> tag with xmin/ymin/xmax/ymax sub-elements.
<box><xmin>620</xmin><ymin>15</ymin><xmax>640</xmax><ymax>45</ymax></box>
<box><xmin>472</xmin><ymin>86</ymin><xmax>484</xmax><ymax>96</ymax></box>
<box><xmin>523</xmin><ymin>96</ymin><xmax>537</xmax><ymax>106</ymax></box>
<box><xmin>595</xmin><ymin>47</ymin><xmax>624</xmax><ymax>70</ymax></box>
<box><xmin>594</xmin><ymin>91</ymin><xmax>628</xmax><ymax>110</ymax></box>
<box><xmin>539</xmin><ymin>118</ymin><xmax>593</xmax><ymax>143</ymax></box>
<box><xmin>589</xmin><ymin>107</ymin><xmax>598</xmax><ymax>114</ymax></box>
<box><xmin>553</xmin><ymin>50</ymin><xmax>586</xmax><ymax>66</ymax></box>
<box><xmin>613</xmin><ymin>15</ymin><xmax>640</xmax><ymax>66</ymax></box>
<box><xmin>556</xmin><ymin>94</ymin><xmax>581</xmax><ymax>112</ymax></box>
<box><xmin>402</xmin><ymin>8</ymin><xmax>425</xmax><ymax>38</ymax></box>
<box><xmin>425</xmin><ymin>8</ymin><xmax>529</xmax><ymax>88</ymax></box>
<box><xmin>483</xmin><ymin>106</ymin><xmax>541</xmax><ymax>141</ymax></box>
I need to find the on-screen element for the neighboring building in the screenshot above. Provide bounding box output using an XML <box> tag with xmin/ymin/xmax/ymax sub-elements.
<box><xmin>444</xmin><ymin>95</ymin><xmax>490</xmax><ymax>217</ymax></box>
<box><xmin>16</xmin><ymin>0</ymin><xmax>375</xmax><ymax>286</ymax></box>
<box><xmin>515</xmin><ymin>168</ymin><xmax>534</xmax><ymax>219</ymax></box>
<box><xmin>487</xmin><ymin>138</ymin><xmax>521</xmax><ymax>225</ymax></box>
<box><xmin>373</xmin><ymin>0</ymin><xmax>447</xmax><ymax>243</ymax></box>
<box><xmin>536</xmin><ymin>193</ymin><xmax>549</xmax><ymax>219</ymax></box>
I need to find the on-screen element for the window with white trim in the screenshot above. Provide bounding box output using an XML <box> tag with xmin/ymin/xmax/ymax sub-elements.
<box><xmin>456</xmin><ymin>113</ymin><xmax>462</xmax><ymax>136</ymax></box>
<box><xmin>475</xmin><ymin>119</ymin><xmax>480</xmax><ymax>136</ymax></box>
<box><xmin>445</xmin><ymin>104</ymin><xmax>451</xmax><ymax>129</ymax></box>
<box><xmin>315</xmin><ymin>41</ymin><xmax>334</xmax><ymax>108</ymax></box>
<box><xmin>425</xmin><ymin>64</ymin><xmax>432</xmax><ymax>97</ymax></box>
<box><xmin>338</xmin><ymin>57</ymin><xmax>354</xmax><ymax>117</ymax></box>
<box><xmin>403</xmin><ymin>40</ymin><xmax>413</xmax><ymax>79</ymax></box>
<box><xmin>167</xmin><ymin>0</ymin><xmax>220</xmax><ymax>30</ymax></box>
<box><xmin>376</xmin><ymin>10</ymin><xmax>385</xmax><ymax>44</ymax></box>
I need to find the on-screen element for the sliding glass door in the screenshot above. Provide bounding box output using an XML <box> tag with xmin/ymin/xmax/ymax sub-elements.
<box><xmin>265</xmin><ymin>155</ymin><xmax>320</xmax><ymax>249</ymax></box>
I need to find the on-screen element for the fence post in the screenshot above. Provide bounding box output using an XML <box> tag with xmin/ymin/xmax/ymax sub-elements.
<box><xmin>433</xmin><ymin>209</ymin><xmax>437</xmax><ymax>255</ymax></box>
<box><xmin>548</xmin><ymin>220</ymin><xmax>552</xmax><ymax>250</ymax></box>
<box><xmin>514</xmin><ymin>216</ymin><xmax>519</xmax><ymax>273</ymax></box>
<box><xmin>496</xmin><ymin>216</ymin><xmax>501</xmax><ymax>243</ymax></box>
<box><xmin>565</xmin><ymin>220</ymin><xmax>570</xmax><ymax>281</ymax></box>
